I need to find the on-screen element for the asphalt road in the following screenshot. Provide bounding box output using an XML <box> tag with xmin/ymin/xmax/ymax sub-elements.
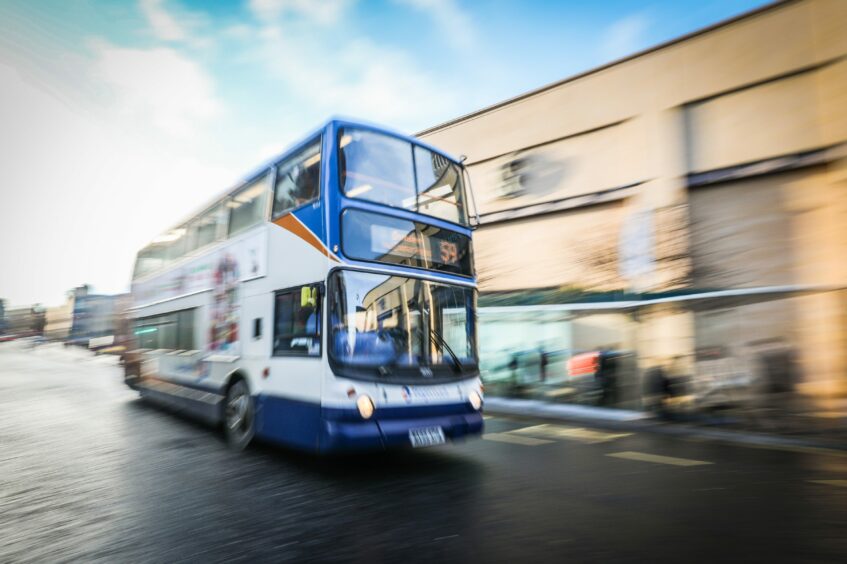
<box><xmin>2</xmin><ymin>343</ymin><xmax>846</xmax><ymax>563</ymax></box>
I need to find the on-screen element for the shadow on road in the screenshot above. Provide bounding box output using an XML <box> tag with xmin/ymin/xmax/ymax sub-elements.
<box><xmin>125</xmin><ymin>396</ymin><xmax>486</xmax><ymax>484</ymax></box>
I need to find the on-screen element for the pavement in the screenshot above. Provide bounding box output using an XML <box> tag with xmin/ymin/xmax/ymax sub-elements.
<box><xmin>484</xmin><ymin>393</ymin><xmax>847</xmax><ymax>454</ymax></box>
<box><xmin>2</xmin><ymin>342</ymin><xmax>847</xmax><ymax>562</ymax></box>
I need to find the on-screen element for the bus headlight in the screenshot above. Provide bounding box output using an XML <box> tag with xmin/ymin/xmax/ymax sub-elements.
<box><xmin>357</xmin><ymin>395</ymin><xmax>375</xmax><ymax>419</ymax></box>
<box><xmin>469</xmin><ymin>390</ymin><xmax>482</xmax><ymax>411</ymax></box>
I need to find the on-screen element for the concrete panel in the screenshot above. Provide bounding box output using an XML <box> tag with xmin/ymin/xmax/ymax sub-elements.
<box><xmin>686</xmin><ymin>72</ymin><xmax>823</xmax><ymax>172</ymax></box>
<box><xmin>474</xmin><ymin>201</ymin><xmax>626</xmax><ymax>292</ymax></box>
<box><xmin>689</xmin><ymin>169</ymin><xmax>817</xmax><ymax>289</ymax></box>
<box><xmin>466</xmin><ymin>120</ymin><xmax>645</xmax><ymax>216</ymax></box>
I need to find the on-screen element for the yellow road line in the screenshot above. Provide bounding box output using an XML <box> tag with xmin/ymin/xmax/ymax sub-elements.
<box><xmin>483</xmin><ymin>433</ymin><xmax>553</xmax><ymax>446</ymax></box>
<box><xmin>607</xmin><ymin>451</ymin><xmax>712</xmax><ymax>467</ymax></box>
<box><xmin>513</xmin><ymin>424</ymin><xmax>631</xmax><ymax>444</ymax></box>
<box><xmin>808</xmin><ymin>480</ymin><xmax>847</xmax><ymax>488</ymax></box>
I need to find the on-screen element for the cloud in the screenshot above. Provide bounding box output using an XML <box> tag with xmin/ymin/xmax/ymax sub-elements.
<box><xmin>251</xmin><ymin>24</ymin><xmax>456</xmax><ymax>132</ymax></box>
<box><xmin>0</xmin><ymin>62</ymin><xmax>236</xmax><ymax>306</ymax></box>
<box><xmin>89</xmin><ymin>42</ymin><xmax>222</xmax><ymax>138</ymax></box>
<box><xmin>396</xmin><ymin>0</ymin><xmax>476</xmax><ymax>50</ymax></box>
<box><xmin>600</xmin><ymin>13</ymin><xmax>650</xmax><ymax>61</ymax></box>
<box><xmin>139</xmin><ymin>0</ymin><xmax>186</xmax><ymax>41</ymax></box>
<box><xmin>248</xmin><ymin>0</ymin><xmax>352</xmax><ymax>25</ymax></box>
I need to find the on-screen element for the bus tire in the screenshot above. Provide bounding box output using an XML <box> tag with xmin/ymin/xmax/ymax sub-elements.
<box><xmin>224</xmin><ymin>378</ymin><xmax>255</xmax><ymax>450</ymax></box>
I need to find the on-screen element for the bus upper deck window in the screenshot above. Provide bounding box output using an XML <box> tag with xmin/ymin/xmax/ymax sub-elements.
<box><xmin>228</xmin><ymin>173</ymin><xmax>271</xmax><ymax>237</ymax></box>
<box><xmin>273</xmin><ymin>138</ymin><xmax>321</xmax><ymax>218</ymax></box>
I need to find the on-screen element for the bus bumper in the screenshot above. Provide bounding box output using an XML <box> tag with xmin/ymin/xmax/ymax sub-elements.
<box><xmin>320</xmin><ymin>411</ymin><xmax>484</xmax><ymax>453</ymax></box>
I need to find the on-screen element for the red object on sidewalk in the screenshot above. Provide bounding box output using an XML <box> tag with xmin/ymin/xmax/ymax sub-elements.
<box><xmin>568</xmin><ymin>352</ymin><xmax>600</xmax><ymax>377</ymax></box>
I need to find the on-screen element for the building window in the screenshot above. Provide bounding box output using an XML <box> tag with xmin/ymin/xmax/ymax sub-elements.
<box><xmin>273</xmin><ymin>138</ymin><xmax>322</xmax><ymax>218</ymax></box>
<box><xmin>273</xmin><ymin>284</ymin><xmax>321</xmax><ymax>356</ymax></box>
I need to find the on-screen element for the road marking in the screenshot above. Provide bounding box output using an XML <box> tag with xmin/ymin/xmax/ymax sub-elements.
<box><xmin>482</xmin><ymin>415</ymin><xmax>495</xmax><ymax>420</ymax></box>
<box><xmin>808</xmin><ymin>480</ymin><xmax>847</xmax><ymax>488</ymax></box>
<box><xmin>483</xmin><ymin>433</ymin><xmax>553</xmax><ymax>446</ymax></box>
<box><xmin>544</xmin><ymin>387</ymin><xmax>576</xmax><ymax>398</ymax></box>
<box><xmin>755</xmin><ymin>444</ymin><xmax>847</xmax><ymax>458</ymax></box>
<box><xmin>800</xmin><ymin>411</ymin><xmax>847</xmax><ymax>419</ymax></box>
<box><xmin>607</xmin><ymin>451</ymin><xmax>712</xmax><ymax>467</ymax></box>
<box><xmin>512</xmin><ymin>424</ymin><xmax>631</xmax><ymax>444</ymax></box>
<box><xmin>686</xmin><ymin>437</ymin><xmax>847</xmax><ymax>459</ymax></box>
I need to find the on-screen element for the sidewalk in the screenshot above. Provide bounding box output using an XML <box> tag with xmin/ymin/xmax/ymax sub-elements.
<box><xmin>484</xmin><ymin>396</ymin><xmax>847</xmax><ymax>453</ymax></box>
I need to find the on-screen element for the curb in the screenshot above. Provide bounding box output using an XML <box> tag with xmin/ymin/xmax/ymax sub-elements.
<box><xmin>484</xmin><ymin>397</ymin><xmax>646</xmax><ymax>422</ymax></box>
<box><xmin>484</xmin><ymin>397</ymin><xmax>847</xmax><ymax>454</ymax></box>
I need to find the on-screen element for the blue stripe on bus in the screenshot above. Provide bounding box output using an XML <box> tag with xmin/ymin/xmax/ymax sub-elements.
<box><xmin>255</xmin><ymin>393</ymin><xmax>483</xmax><ymax>453</ymax></box>
<box><xmin>292</xmin><ymin>204</ymin><xmax>325</xmax><ymax>246</ymax></box>
<box><xmin>254</xmin><ymin>394</ymin><xmax>325</xmax><ymax>451</ymax></box>
<box><xmin>321</xmin><ymin>401</ymin><xmax>478</xmax><ymax>422</ymax></box>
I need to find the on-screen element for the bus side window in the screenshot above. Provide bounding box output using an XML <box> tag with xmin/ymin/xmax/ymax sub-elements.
<box><xmin>273</xmin><ymin>285</ymin><xmax>321</xmax><ymax>357</ymax></box>
<box><xmin>273</xmin><ymin>138</ymin><xmax>321</xmax><ymax>218</ymax></box>
<box><xmin>228</xmin><ymin>172</ymin><xmax>271</xmax><ymax>237</ymax></box>
<box><xmin>187</xmin><ymin>204</ymin><xmax>223</xmax><ymax>253</ymax></box>
<box><xmin>133</xmin><ymin>309</ymin><xmax>195</xmax><ymax>351</ymax></box>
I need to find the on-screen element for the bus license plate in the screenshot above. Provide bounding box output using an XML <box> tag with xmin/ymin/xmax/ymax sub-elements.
<box><xmin>409</xmin><ymin>426</ymin><xmax>446</xmax><ymax>448</ymax></box>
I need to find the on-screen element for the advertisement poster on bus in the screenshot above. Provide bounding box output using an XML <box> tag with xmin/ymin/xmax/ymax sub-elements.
<box><xmin>130</xmin><ymin>232</ymin><xmax>267</xmax><ymax>312</ymax></box>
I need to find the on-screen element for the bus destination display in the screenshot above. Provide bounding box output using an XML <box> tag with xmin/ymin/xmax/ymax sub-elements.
<box><xmin>342</xmin><ymin>209</ymin><xmax>473</xmax><ymax>276</ymax></box>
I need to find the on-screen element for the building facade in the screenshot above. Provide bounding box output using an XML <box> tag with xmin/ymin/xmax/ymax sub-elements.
<box><xmin>419</xmin><ymin>0</ymin><xmax>847</xmax><ymax>402</ymax></box>
<box><xmin>44</xmin><ymin>297</ymin><xmax>74</xmax><ymax>341</ymax></box>
<box><xmin>68</xmin><ymin>285</ymin><xmax>123</xmax><ymax>345</ymax></box>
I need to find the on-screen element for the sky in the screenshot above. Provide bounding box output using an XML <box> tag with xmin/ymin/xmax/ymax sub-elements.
<box><xmin>0</xmin><ymin>0</ymin><xmax>769</xmax><ymax>307</ymax></box>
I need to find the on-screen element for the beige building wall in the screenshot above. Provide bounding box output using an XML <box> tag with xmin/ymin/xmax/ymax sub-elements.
<box><xmin>419</xmin><ymin>0</ymin><xmax>847</xmax><ymax>395</ymax></box>
<box><xmin>45</xmin><ymin>299</ymin><xmax>73</xmax><ymax>340</ymax></box>
<box><xmin>474</xmin><ymin>201</ymin><xmax>627</xmax><ymax>292</ymax></box>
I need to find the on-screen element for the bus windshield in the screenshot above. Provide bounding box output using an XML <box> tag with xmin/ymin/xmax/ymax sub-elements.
<box><xmin>329</xmin><ymin>270</ymin><xmax>477</xmax><ymax>380</ymax></box>
<box><xmin>338</xmin><ymin>128</ymin><xmax>468</xmax><ymax>226</ymax></box>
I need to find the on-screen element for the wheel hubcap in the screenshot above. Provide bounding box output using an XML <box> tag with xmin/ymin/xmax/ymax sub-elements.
<box><xmin>226</xmin><ymin>386</ymin><xmax>250</xmax><ymax>437</ymax></box>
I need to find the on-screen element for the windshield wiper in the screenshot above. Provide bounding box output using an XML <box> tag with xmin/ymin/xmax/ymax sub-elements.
<box><xmin>429</xmin><ymin>328</ymin><xmax>464</xmax><ymax>373</ymax></box>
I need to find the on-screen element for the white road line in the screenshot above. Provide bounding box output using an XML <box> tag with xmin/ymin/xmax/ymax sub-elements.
<box><xmin>483</xmin><ymin>433</ymin><xmax>553</xmax><ymax>446</ymax></box>
<box><xmin>808</xmin><ymin>479</ymin><xmax>847</xmax><ymax>488</ymax></box>
<box><xmin>685</xmin><ymin>437</ymin><xmax>847</xmax><ymax>458</ymax></box>
<box><xmin>512</xmin><ymin>424</ymin><xmax>631</xmax><ymax>444</ymax></box>
<box><xmin>544</xmin><ymin>388</ymin><xmax>576</xmax><ymax>398</ymax></box>
<box><xmin>800</xmin><ymin>411</ymin><xmax>847</xmax><ymax>419</ymax></box>
<box><xmin>607</xmin><ymin>451</ymin><xmax>713</xmax><ymax>467</ymax></box>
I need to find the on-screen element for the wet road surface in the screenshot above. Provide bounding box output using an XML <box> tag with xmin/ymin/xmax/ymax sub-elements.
<box><xmin>1</xmin><ymin>343</ymin><xmax>846</xmax><ymax>563</ymax></box>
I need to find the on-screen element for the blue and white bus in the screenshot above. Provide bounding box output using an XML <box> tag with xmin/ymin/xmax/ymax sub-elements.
<box><xmin>125</xmin><ymin>118</ymin><xmax>483</xmax><ymax>453</ymax></box>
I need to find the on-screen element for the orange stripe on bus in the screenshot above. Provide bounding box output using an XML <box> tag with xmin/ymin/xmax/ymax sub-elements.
<box><xmin>272</xmin><ymin>214</ymin><xmax>339</xmax><ymax>262</ymax></box>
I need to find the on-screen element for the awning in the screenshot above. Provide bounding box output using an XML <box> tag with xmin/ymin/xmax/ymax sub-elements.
<box><xmin>479</xmin><ymin>285</ymin><xmax>844</xmax><ymax>316</ymax></box>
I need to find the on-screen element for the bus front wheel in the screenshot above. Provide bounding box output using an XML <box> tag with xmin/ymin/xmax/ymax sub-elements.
<box><xmin>224</xmin><ymin>379</ymin><xmax>255</xmax><ymax>450</ymax></box>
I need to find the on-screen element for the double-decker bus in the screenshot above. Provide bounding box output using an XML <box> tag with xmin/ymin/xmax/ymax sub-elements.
<box><xmin>124</xmin><ymin>118</ymin><xmax>482</xmax><ymax>453</ymax></box>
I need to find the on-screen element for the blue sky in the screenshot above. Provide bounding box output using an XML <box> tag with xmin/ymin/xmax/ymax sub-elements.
<box><xmin>0</xmin><ymin>0</ymin><xmax>769</xmax><ymax>306</ymax></box>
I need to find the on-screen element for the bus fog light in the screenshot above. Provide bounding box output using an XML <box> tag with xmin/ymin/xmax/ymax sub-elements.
<box><xmin>469</xmin><ymin>390</ymin><xmax>482</xmax><ymax>410</ymax></box>
<box><xmin>357</xmin><ymin>395</ymin><xmax>375</xmax><ymax>419</ymax></box>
